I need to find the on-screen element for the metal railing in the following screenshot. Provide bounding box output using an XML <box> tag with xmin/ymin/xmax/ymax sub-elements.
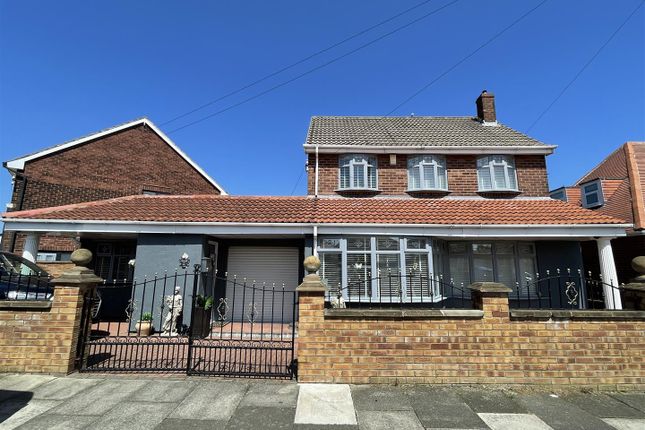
<box><xmin>0</xmin><ymin>271</ymin><xmax>53</xmax><ymax>301</ymax></box>
<box><xmin>510</xmin><ymin>269</ymin><xmax>624</xmax><ymax>310</ymax></box>
<box><xmin>325</xmin><ymin>271</ymin><xmax>472</xmax><ymax>309</ymax></box>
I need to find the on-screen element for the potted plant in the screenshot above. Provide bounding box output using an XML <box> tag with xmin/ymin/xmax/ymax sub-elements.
<box><xmin>136</xmin><ymin>312</ymin><xmax>154</xmax><ymax>336</ymax></box>
<box><xmin>192</xmin><ymin>295</ymin><xmax>213</xmax><ymax>338</ymax></box>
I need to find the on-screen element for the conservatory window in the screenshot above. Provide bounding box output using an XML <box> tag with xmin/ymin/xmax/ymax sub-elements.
<box><xmin>407</xmin><ymin>155</ymin><xmax>448</xmax><ymax>191</ymax></box>
<box><xmin>477</xmin><ymin>155</ymin><xmax>518</xmax><ymax>191</ymax></box>
<box><xmin>339</xmin><ymin>155</ymin><xmax>377</xmax><ymax>190</ymax></box>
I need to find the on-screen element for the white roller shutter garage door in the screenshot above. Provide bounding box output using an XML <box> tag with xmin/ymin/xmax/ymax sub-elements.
<box><xmin>225</xmin><ymin>246</ymin><xmax>299</xmax><ymax>323</ymax></box>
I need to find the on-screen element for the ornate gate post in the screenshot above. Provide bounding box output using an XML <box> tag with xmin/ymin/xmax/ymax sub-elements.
<box><xmin>51</xmin><ymin>249</ymin><xmax>103</xmax><ymax>373</ymax></box>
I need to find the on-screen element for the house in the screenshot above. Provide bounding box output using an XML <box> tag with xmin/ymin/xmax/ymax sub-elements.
<box><xmin>550</xmin><ymin>141</ymin><xmax>645</xmax><ymax>284</ymax></box>
<box><xmin>1</xmin><ymin>91</ymin><xmax>629</xmax><ymax>317</ymax></box>
<box><xmin>1</xmin><ymin>118</ymin><xmax>226</xmax><ymax>278</ymax></box>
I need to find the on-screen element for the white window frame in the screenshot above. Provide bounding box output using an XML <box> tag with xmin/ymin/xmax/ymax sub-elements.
<box><xmin>407</xmin><ymin>155</ymin><xmax>448</xmax><ymax>191</ymax></box>
<box><xmin>36</xmin><ymin>252</ymin><xmax>57</xmax><ymax>262</ymax></box>
<box><xmin>339</xmin><ymin>154</ymin><xmax>378</xmax><ymax>190</ymax></box>
<box><xmin>581</xmin><ymin>179</ymin><xmax>604</xmax><ymax>208</ymax></box>
<box><xmin>476</xmin><ymin>155</ymin><xmax>518</xmax><ymax>192</ymax></box>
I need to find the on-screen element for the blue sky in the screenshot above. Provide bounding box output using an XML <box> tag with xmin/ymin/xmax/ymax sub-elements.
<box><xmin>0</xmin><ymin>0</ymin><xmax>643</xmax><ymax>205</ymax></box>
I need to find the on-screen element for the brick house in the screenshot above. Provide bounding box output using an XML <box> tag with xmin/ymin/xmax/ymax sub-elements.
<box><xmin>2</xmin><ymin>91</ymin><xmax>629</xmax><ymax>316</ymax></box>
<box><xmin>1</xmin><ymin>118</ymin><xmax>225</xmax><ymax>277</ymax></box>
<box><xmin>550</xmin><ymin>141</ymin><xmax>645</xmax><ymax>283</ymax></box>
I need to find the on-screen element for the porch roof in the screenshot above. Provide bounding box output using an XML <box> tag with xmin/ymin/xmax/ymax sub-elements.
<box><xmin>2</xmin><ymin>194</ymin><xmax>627</xmax><ymax>226</ymax></box>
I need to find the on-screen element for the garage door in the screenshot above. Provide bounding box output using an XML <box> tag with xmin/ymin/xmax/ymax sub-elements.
<box><xmin>226</xmin><ymin>246</ymin><xmax>299</xmax><ymax>323</ymax></box>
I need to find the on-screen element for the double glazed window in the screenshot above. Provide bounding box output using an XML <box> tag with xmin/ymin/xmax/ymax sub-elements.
<box><xmin>318</xmin><ymin>236</ymin><xmax>436</xmax><ymax>301</ymax></box>
<box><xmin>339</xmin><ymin>155</ymin><xmax>377</xmax><ymax>190</ymax></box>
<box><xmin>581</xmin><ymin>180</ymin><xmax>603</xmax><ymax>208</ymax></box>
<box><xmin>446</xmin><ymin>241</ymin><xmax>537</xmax><ymax>296</ymax></box>
<box><xmin>476</xmin><ymin>155</ymin><xmax>518</xmax><ymax>191</ymax></box>
<box><xmin>407</xmin><ymin>155</ymin><xmax>448</xmax><ymax>191</ymax></box>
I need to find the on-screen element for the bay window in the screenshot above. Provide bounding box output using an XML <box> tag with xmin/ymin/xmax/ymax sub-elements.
<box><xmin>477</xmin><ymin>155</ymin><xmax>518</xmax><ymax>191</ymax></box>
<box><xmin>339</xmin><ymin>154</ymin><xmax>377</xmax><ymax>190</ymax></box>
<box><xmin>407</xmin><ymin>155</ymin><xmax>448</xmax><ymax>191</ymax></box>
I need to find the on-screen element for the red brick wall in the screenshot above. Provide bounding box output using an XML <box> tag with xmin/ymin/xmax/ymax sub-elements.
<box><xmin>297</xmin><ymin>290</ymin><xmax>645</xmax><ymax>388</ymax></box>
<box><xmin>2</xmin><ymin>123</ymin><xmax>220</xmax><ymax>252</ymax></box>
<box><xmin>307</xmin><ymin>153</ymin><xmax>549</xmax><ymax>197</ymax></box>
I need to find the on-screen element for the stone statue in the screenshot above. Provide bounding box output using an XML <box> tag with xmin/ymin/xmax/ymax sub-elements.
<box><xmin>162</xmin><ymin>286</ymin><xmax>183</xmax><ymax>335</ymax></box>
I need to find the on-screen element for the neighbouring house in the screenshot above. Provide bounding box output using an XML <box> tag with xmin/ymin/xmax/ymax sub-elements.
<box><xmin>1</xmin><ymin>91</ymin><xmax>630</xmax><ymax>326</ymax></box>
<box><xmin>550</xmin><ymin>141</ymin><xmax>645</xmax><ymax>284</ymax></box>
<box><xmin>1</xmin><ymin>118</ymin><xmax>226</xmax><ymax>279</ymax></box>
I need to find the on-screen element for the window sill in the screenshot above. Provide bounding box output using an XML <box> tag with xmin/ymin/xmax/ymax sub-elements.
<box><xmin>406</xmin><ymin>189</ymin><xmax>451</xmax><ymax>196</ymax></box>
<box><xmin>335</xmin><ymin>188</ymin><xmax>382</xmax><ymax>195</ymax></box>
<box><xmin>0</xmin><ymin>300</ymin><xmax>52</xmax><ymax>310</ymax></box>
<box><xmin>325</xmin><ymin>308</ymin><xmax>483</xmax><ymax>319</ymax></box>
<box><xmin>477</xmin><ymin>189</ymin><xmax>521</xmax><ymax>198</ymax></box>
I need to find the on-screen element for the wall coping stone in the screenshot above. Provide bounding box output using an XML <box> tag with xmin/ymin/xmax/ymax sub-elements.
<box><xmin>468</xmin><ymin>282</ymin><xmax>512</xmax><ymax>293</ymax></box>
<box><xmin>325</xmin><ymin>308</ymin><xmax>484</xmax><ymax>319</ymax></box>
<box><xmin>0</xmin><ymin>300</ymin><xmax>52</xmax><ymax>310</ymax></box>
<box><xmin>510</xmin><ymin>309</ymin><xmax>645</xmax><ymax>320</ymax></box>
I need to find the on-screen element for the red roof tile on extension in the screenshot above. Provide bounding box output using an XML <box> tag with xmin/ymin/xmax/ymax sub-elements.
<box><xmin>2</xmin><ymin>194</ymin><xmax>625</xmax><ymax>226</ymax></box>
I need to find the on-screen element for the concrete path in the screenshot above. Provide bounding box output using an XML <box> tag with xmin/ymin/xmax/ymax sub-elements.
<box><xmin>0</xmin><ymin>374</ymin><xmax>644</xmax><ymax>429</ymax></box>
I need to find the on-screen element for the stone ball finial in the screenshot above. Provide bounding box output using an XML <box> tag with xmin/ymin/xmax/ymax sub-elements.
<box><xmin>71</xmin><ymin>248</ymin><xmax>92</xmax><ymax>267</ymax></box>
<box><xmin>631</xmin><ymin>256</ymin><xmax>645</xmax><ymax>275</ymax></box>
<box><xmin>303</xmin><ymin>255</ymin><xmax>320</xmax><ymax>274</ymax></box>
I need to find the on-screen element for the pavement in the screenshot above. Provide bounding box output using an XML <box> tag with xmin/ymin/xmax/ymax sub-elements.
<box><xmin>1</xmin><ymin>374</ymin><xmax>644</xmax><ymax>429</ymax></box>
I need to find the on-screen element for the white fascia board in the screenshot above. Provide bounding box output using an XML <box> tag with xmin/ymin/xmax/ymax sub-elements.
<box><xmin>4</xmin><ymin>118</ymin><xmax>227</xmax><ymax>195</ymax></box>
<box><xmin>2</xmin><ymin>218</ymin><xmax>629</xmax><ymax>238</ymax></box>
<box><xmin>303</xmin><ymin>144</ymin><xmax>556</xmax><ymax>155</ymax></box>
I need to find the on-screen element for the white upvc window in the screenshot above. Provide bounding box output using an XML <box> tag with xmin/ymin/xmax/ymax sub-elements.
<box><xmin>339</xmin><ymin>154</ymin><xmax>377</xmax><ymax>190</ymax></box>
<box><xmin>581</xmin><ymin>179</ymin><xmax>603</xmax><ymax>208</ymax></box>
<box><xmin>407</xmin><ymin>155</ymin><xmax>448</xmax><ymax>191</ymax></box>
<box><xmin>477</xmin><ymin>155</ymin><xmax>518</xmax><ymax>191</ymax></box>
<box><xmin>550</xmin><ymin>188</ymin><xmax>568</xmax><ymax>202</ymax></box>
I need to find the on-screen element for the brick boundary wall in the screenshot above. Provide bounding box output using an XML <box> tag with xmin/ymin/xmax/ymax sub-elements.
<box><xmin>297</xmin><ymin>283</ymin><xmax>645</xmax><ymax>390</ymax></box>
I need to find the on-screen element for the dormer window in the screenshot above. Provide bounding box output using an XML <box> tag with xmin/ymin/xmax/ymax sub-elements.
<box><xmin>339</xmin><ymin>154</ymin><xmax>377</xmax><ymax>190</ymax></box>
<box><xmin>408</xmin><ymin>155</ymin><xmax>448</xmax><ymax>191</ymax></box>
<box><xmin>477</xmin><ymin>155</ymin><xmax>518</xmax><ymax>192</ymax></box>
<box><xmin>581</xmin><ymin>179</ymin><xmax>603</xmax><ymax>208</ymax></box>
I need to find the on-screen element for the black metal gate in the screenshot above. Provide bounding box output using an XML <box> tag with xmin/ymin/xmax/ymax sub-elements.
<box><xmin>77</xmin><ymin>265</ymin><xmax>297</xmax><ymax>378</ymax></box>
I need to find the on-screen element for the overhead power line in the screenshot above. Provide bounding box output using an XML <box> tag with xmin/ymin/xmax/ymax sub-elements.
<box><xmin>526</xmin><ymin>0</ymin><xmax>644</xmax><ymax>132</ymax></box>
<box><xmin>161</xmin><ymin>0</ymin><xmax>437</xmax><ymax>127</ymax></box>
<box><xmin>167</xmin><ymin>0</ymin><xmax>460</xmax><ymax>134</ymax></box>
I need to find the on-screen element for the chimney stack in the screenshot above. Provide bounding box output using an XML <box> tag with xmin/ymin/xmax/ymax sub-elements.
<box><xmin>476</xmin><ymin>90</ymin><xmax>496</xmax><ymax>124</ymax></box>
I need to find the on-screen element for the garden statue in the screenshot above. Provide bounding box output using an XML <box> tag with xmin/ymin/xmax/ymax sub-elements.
<box><xmin>162</xmin><ymin>286</ymin><xmax>183</xmax><ymax>335</ymax></box>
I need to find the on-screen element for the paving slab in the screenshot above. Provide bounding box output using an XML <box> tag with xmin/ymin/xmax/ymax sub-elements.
<box><xmin>228</xmin><ymin>406</ymin><xmax>296</xmax><ymax>429</ymax></box>
<box><xmin>31</xmin><ymin>378</ymin><xmax>101</xmax><ymax>400</ymax></box>
<box><xmin>404</xmin><ymin>386</ymin><xmax>487</xmax><ymax>429</ymax></box>
<box><xmin>0</xmin><ymin>376</ymin><xmax>55</xmax><ymax>402</ymax></box>
<box><xmin>240</xmin><ymin>382</ymin><xmax>299</xmax><ymax>408</ymax></box>
<box><xmin>294</xmin><ymin>384</ymin><xmax>357</xmax><ymax>426</ymax></box>
<box><xmin>351</xmin><ymin>385</ymin><xmax>413</xmax><ymax>411</ymax></box>
<box><xmin>12</xmin><ymin>414</ymin><xmax>98</xmax><ymax>430</ymax></box>
<box><xmin>155</xmin><ymin>418</ymin><xmax>226</xmax><ymax>430</ymax></box>
<box><xmin>357</xmin><ymin>410</ymin><xmax>424</xmax><ymax>430</ymax></box>
<box><xmin>169</xmin><ymin>380</ymin><xmax>247</xmax><ymax>422</ymax></box>
<box><xmin>51</xmin><ymin>379</ymin><xmax>148</xmax><ymax>416</ymax></box>
<box><xmin>563</xmin><ymin>393</ymin><xmax>645</xmax><ymax>419</ymax></box>
<box><xmin>129</xmin><ymin>379</ymin><xmax>196</xmax><ymax>403</ymax></box>
<box><xmin>478</xmin><ymin>413</ymin><xmax>553</xmax><ymax>430</ymax></box>
<box><xmin>602</xmin><ymin>418</ymin><xmax>645</xmax><ymax>430</ymax></box>
<box><xmin>0</xmin><ymin>400</ymin><xmax>60</xmax><ymax>430</ymax></box>
<box><xmin>88</xmin><ymin>401</ymin><xmax>176</xmax><ymax>430</ymax></box>
<box><xmin>517</xmin><ymin>393</ymin><xmax>614</xmax><ymax>430</ymax></box>
<box><xmin>608</xmin><ymin>393</ymin><xmax>645</xmax><ymax>414</ymax></box>
<box><xmin>456</xmin><ymin>388</ymin><xmax>528</xmax><ymax>414</ymax></box>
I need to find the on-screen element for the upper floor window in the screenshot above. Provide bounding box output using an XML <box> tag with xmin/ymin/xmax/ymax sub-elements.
<box><xmin>339</xmin><ymin>154</ymin><xmax>377</xmax><ymax>190</ymax></box>
<box><xmin>477</xmin><ymin>155</ymin><xmax>518</xmax><ymax>191</ymax></box>
<box><xmin>549</xmin><ymin>188</ymin><xmax>567</xmax><ymax>202</ymax></box>
<box><xmin>407</xmin><ymin>155</ymin><xmax>448</xmax><ymax>191</ymax></box>
<box><xmin>581</xmin><ymin>179</ymin><xmax>603</xmax><ymax>208</ymax></box>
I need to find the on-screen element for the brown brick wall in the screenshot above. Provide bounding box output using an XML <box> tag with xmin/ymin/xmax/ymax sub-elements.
<box><xmin>307</xmin><ymin>153</ymin><xmax>549</xmax><ymax>197</ymax></box>
<box><xmin>297</xmin><ymin>291</ymin><xmax>645</xmax><ymax>388</ymax></box>
<box><xmin>0</xmin><ymin>285</ymin><xmax>87</xmax><ymax>374</ymax></box>
<box><xmin>2</xmin><ymin>123</ymin><xmax>220</xmax><ymax>253</ymax></box>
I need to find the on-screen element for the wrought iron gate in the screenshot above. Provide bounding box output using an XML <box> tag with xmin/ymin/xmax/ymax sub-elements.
<box><xmin>78</xmin><ymin>265</ymin><xmax>297</xmax><ymax>378</ymax></box>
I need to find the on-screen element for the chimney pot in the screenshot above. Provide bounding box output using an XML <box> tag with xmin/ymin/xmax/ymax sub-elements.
<box><xmin>476</xmin><ymin>90</ymin><xmax>496</xmax><ymax>123</ymax></box>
